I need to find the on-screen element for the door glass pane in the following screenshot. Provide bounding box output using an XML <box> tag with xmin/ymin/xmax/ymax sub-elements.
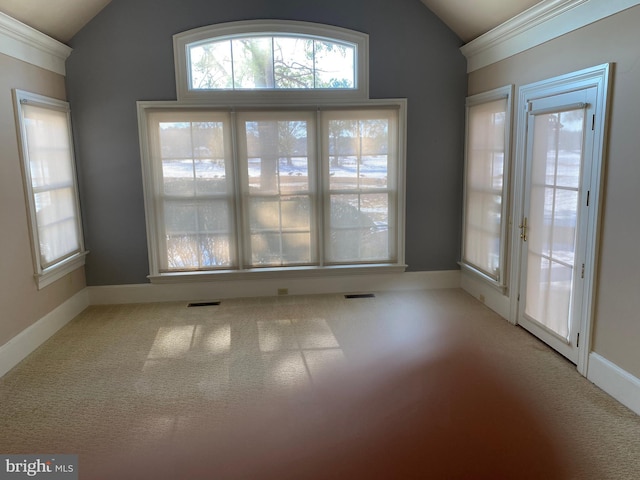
<box><xmin>524</xmin><ymin>109</ymin><xmax>584</xmax><ymax>340</ymax></box>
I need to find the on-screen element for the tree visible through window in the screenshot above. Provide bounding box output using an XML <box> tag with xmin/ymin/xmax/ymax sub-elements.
<box><xmin>190</xmin><ymin>36</ymin><xmax>355</xmax><ymax>90</ymax></box>
<box><xmin>141</xmin><ymin>21</ymin><xmax>403</xmax><ymax>279</ymax></box>
<box><xmin>143</xmin><ymin>106</ymin><xmax>400</xmax><ymax>272</ymax></box>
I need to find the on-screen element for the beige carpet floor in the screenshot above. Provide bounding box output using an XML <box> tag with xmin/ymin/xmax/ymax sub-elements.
<box><xmin>0</xmin><ymin>289</ymin><xmax>638</xmax><ymax>478</ymax></box>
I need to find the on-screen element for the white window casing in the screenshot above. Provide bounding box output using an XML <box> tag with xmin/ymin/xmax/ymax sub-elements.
<box><xmin>173</xmin><ymin>20</ymin><xmax>369</xmax><ymax>103</ymax></box>
<box><xmin>138</xmin><ymin>101</ymin><xmax>406</xmax><ymax>282</ymax></box>
<box><xmin>138</xmin><ymin>21</ymin><xmax>405</xmax><ymax>282</ymax></box>
<box><xmin>461</xmin><ymin>85</ymin><xmax>513</xmax><ymax>290</ymax></box>
<box><xmin>13</xmin><ymin>89</ymin><xmax>87</xmax><ymax>289</ymax></box>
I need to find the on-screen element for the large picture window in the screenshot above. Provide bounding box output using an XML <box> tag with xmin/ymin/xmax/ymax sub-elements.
<box><xmin>139</xmin><ymin>104</ymin><xmax>405</xmax><ymax>278</ymax></box>
<box><xmin>142</xmin><ymin>21</ymin><xmax>404</xmax><ymax>281</ymax></box>
<box><xmin>13</xmin><ymin>90</ymin><xmax>87</xmax><ymax>289</ymax></box>
<box><xmin>461</xmin><ymin>86</ymin><xmax>513</xmax><ymax>287</ymax></box>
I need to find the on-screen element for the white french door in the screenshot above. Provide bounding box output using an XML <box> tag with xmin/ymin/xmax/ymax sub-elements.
<box><xmin>517</xmin><ymin>87</ymin><xmax>598</xmax><ymax>364</ymax></box>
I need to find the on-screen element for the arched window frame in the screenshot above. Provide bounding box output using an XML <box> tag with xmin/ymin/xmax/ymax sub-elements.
<box><xmin>173</xmin><ymin>20</ymin><xmax>369</xmax><ymax>103</ymax></box>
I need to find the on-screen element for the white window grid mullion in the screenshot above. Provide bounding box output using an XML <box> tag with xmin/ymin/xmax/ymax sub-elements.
<box><xmin>315</xmin><ymin>108</ymin><xmax>324</xmax><ymax>266</ymax></box>
<box><xmin>230</xmin><ymin>109</ymin><xmax>246</xmax><ymax>269</ymax></box>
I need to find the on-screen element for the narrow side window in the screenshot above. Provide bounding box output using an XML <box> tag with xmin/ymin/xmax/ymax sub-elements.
<box><xmin>13</xmin><ymin>90</ymin><xmax>86</xmax><ymax>289</ymax></box>
<box><xmin>461</xmin><ymin>86</ymin><xmax>513</xmax><ymax>287</ymax></box>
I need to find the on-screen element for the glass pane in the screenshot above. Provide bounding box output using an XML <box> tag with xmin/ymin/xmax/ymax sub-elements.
<box><xmin>166</xmin><ymin>234</ymin><xmax>233</xmax><ymax>269</ymax></box>
<box><xmin>328</xmin><ymin>117</ymin><xmax>389</xmax><ymax>190</ymax></box>
<box><xmin>314</xmin><ymin>41</ymin><xmax>355</xmax><ymax>89</ymax></box>
<box><xmin>187</xmin><ymin>32</ymin><xmax>357</xmax><ymax>92</ymax></box>
<box><xmin>555</xmin><ymin>111</ymin><xmax>584</xmax><ymax>188</ymax></box>
<box><xmin>162</xmin><ymin>160</ymin><xmax>194</xmax><ymax>196</ymax></box>
<box><xmin>195</xmin><ymin>160</ymin><xmax>228</xmax><ymax>195</ymax></box>
<box><xmin>245</xmin><ymin>119</ymin><xmax>311</xmax><ymax>194</ymax></box>
<box><xmin>22</xmin><ymin>106</ymin><xmax>74</xmax><ymax>191</ymax></box>
<box><xmin>165</xmin><ymin>201</ymin><xmax>232</xmax><ymax>234</ymax></box>
<box><xmin>250</xmin><ymin>232</ymin><xmax>313</xmax><ymax>266</ymax></box>
<box><xmin>246</xmin><ymin>121</ymin><xmax>279</xmax><ymax>194</ymax></box>
<box><xmin>273</xmin><ymin>37</ymin><xmax>314</xmax><ymax>88</ymax></box>
<box><xmin>463</xmin><ymin>98</ymin><xmax>507</xmax><ymax>278</ymax></box>
<box><xmin>34</xmin><ymin>188</ymin><xmax>79</xmax><ymax>264</ymax></box>
<box><xmin>38</xmin><ymin>219</ymin><xmax>79</xmax><ymax>265</ymax></box>
<box><xmin>151</xmin><ymin>111</ymin><xmax>234</xmax><ymax>271</ymax></box>
<box><xmin>160</xmin><ymin>121</ymin><xmax>228</xmax><ymax>196</ymax></box>
<box><xmin>282</xmin><ymin>233</ymin><xmax>312</xmax><ymax>263</ymax></box>
<box><xmin>159</xmin><ymin>122</ymin><xmax>192</xmax><ymax>158</ymax></box>
<box><xmin>525</xmin><ymin>254</ymin><xmax>572</xmax><ymax>339</ymax></box>
<box><xmin>328</xmin><ymin>194</ymin><xmax>390</xmax><ymax>262</ymax></box>
<box><xmin>34</xmin><ymin>188</ymin><xmax>76</xmax><ymax>227</ymax></box>
<box><xmin>277</xmin><ymin>120</ymin><xmax>310</xmax><ymax>194</ymax></box>
<box><xmin>164</xmin><ymin>202</ymin><xmax>197</xmax><ymax>234</ymax></box>
<box><xmin>189</xmin><ymin>40</ymin><xmax>233</xmax><ymax>90</ymax></box>
<box><xmin>249</xmin><ymin>197</ymin><xmax>280</xmax><ymax>231</ymax></box>
<box><xmin>232</xmin><ymin>37</ymin><xmax>274</xmax><ymax>89</ymax></box>
<box><xmin>464</xmin><ymin>191</ymin><xmax>501</xmax><ymax>275</ymax></box>
<box><xmin>280</xmin><ymin>196</ymin><xmax>311</xmax><ymax>229</ymax></box>
<box><xmin>199</xmin><ymin>200</ymin><xmax>232</xmax><ymax>232</ymax></box>
<box><xmin>250</xmin><ymin>197</ymin><xmax>312</xmax><ymax>231</ymax></box>
<box><xmin>250</xmin><ymin>233</ymin><xmax>280</xmax><ymax>265</ymax></box>
<box><xmin>524</xmin><ymin>109</ymin><xmax>584</xmax><ymax>340</ymax></box>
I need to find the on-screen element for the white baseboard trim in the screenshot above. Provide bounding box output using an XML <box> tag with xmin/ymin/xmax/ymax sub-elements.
<box><xmin>88</xmin><ymin>270</ymin><xmax>461</xmax><ymax>305</ymax></box>
<box><xmin>587</xmin><ymin>352</ymin><xmax>640</xmax><ymax>416</ymax></box>
<box><xmin>460</xmin><ymin>270</ymin><xmax>511</xmax><ymax>321</ymax></box>
<box><xmin>0</xmin><ymin>289</ymin><xmax>90</xmax><ymax>378</ymax></box>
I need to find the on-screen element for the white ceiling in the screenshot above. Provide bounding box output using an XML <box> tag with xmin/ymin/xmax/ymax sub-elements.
<box><xmin>0</xmin><ymin>0</ymin><xmax>110</xmax><ymax>43</ymax></box>
<box><xmin>0</xmin><ymin>0</ymin><xmax>543</xmax><ymax>44</ymax></box>
<box><xmin>419</xmin><ymin>0</ymin><xmax>543</xmax><ymax>42</ymax></box>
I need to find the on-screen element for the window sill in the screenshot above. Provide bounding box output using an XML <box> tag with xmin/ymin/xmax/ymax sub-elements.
<box><xmin>458</xmin><ymin>262</ymin><xmax>507</xmax><ymax>294</ymax></box>
<box><xmin>148</xmin><ymin>263</ymin><xmax>408</xmax><ymax>284</ymax></box>
<box><xmin>36</xmin><ymin>251</ymin><xmax>88</xmax><ymax>290</ymax></box>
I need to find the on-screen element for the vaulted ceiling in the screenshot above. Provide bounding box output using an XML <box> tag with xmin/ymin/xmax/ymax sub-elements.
<box><xmin>0</xmin><ymin>0</ymin><xmax>542</xmax><ymax>44</ymax></box>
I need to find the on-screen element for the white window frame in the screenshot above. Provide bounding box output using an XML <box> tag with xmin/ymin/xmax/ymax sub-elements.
<box><xmin>13</xmin><ymin>89</ymin><xmax>87</xmax><ymax>289</ymax></box>
<box><xmin>141</xmin><ymin>21</ymin><xmax>404</xmax><ymax>282</ymax></box>
<box><xmin>173</xmin><ymin>20</ymin><xmax>369</xmax><ymax>104</ymax></box>
<box><xmin>138</xmin><ymin>100</ymin><xmax>406</xmax><ymax>282</ymax></box>
<box><xmin>460</xmin><ymin>85</ymin><xmax>513</xmax><ymax>290</ymax></box>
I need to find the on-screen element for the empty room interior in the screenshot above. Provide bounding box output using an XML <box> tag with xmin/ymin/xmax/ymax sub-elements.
<box><xmin>1</xmin><ymin>0</ymin><xmax>639</xmax><ymax>477</ymax></box>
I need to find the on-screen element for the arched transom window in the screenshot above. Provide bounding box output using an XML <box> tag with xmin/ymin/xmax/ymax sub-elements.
<box><xmin>174</xmin><ymin>20</ymin><xmax>369</xmax><ymax>101</ymax></box>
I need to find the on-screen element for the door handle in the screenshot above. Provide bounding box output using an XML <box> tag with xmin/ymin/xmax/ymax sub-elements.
<box><xmin>519</xmin><ymin>217</ymin><xmax>528</xmax><ymax>242</ymax></box>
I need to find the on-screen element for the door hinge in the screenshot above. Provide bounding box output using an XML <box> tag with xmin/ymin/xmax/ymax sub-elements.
<box><xmin>577</xmin><ymin>332</ymin><xmax>580</xmax><ymax>347</ymax></box>
<box><xmin>592</xmin><ymin>114</ymin><xmax>595</xmax><ymax>131</ymax></box>
<box><xmin>581</xmin><ymin>263</ymin><xmax>585</xmax><ymax>279</ymax></box>
<box><xmin>586</xmin><ymin>190</ymin><xmax>590</xmax><ymax>207</ymax></box>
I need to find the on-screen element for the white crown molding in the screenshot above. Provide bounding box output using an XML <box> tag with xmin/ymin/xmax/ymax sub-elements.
<box><xmin>461</xmin><ymin>0</ymin><xmax>640</xmax><ymax>73</ymax></box>
<box><xmin>0</xmin><ymin>12</ymin><xmax>72</xmax><ymax>76</ymax></box>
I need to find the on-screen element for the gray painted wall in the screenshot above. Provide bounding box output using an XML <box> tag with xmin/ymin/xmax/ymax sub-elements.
<box><xmin>66</xmin><ymin>0</ymin><xmax>467</xmax><ymax>285</ymax></box>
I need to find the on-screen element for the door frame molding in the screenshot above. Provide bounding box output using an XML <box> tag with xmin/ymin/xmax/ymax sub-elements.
<box><xmin>509</xmin><ymin>63</ymin><xmax>612</xmax><ymax>375</ymax></box>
